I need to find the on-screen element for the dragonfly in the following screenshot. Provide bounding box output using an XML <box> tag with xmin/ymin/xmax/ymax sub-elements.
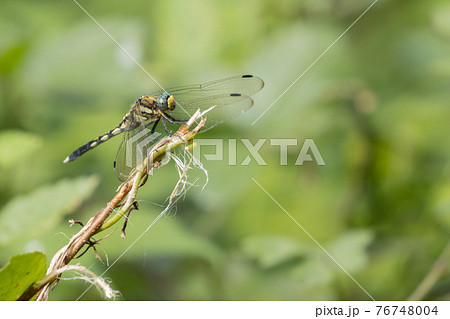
<box><xmin>64</xmin><ymin>74</ymin><xmax>264</xmax><ymax>181</ymax></box>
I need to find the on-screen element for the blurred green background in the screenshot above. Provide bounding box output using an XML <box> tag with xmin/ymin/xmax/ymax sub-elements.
<box><xmin>0</xmin><ymin>0</ymin><xmax>449</xmax><ymax>300</ymax></box>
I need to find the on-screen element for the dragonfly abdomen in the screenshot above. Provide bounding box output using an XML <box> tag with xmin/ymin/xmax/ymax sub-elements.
<box><xmin>63</xmin><ymin>123</ymin><xmax>126</xmax><ymax>163</ymax></box>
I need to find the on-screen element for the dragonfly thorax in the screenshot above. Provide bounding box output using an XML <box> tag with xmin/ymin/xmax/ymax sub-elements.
<box><xmin>157</xmin><ymin>92</ymin><xmax>176</xmax><ymax>111</ymax></box>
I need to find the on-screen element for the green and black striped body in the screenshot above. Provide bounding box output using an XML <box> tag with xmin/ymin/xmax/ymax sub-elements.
<box><xmin>63</xmin><ymin>95</ymin><xmax>160</xmax><ymax>163</ymax></box>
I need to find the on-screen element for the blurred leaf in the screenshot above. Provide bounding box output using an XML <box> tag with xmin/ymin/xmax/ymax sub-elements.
<box><xmin>0</xmin><ymin>252</ymin><xmax>46</xmax><ymax>301</ymax></box>
<box><xmin>0</xmin><ymin>130</ymin><xmax>43</xmax><ymax>168</ymax></box>
<box><xmin>292</xmin><ymin>256</ymin><xmax>336</xmax><ymax>285</ymax></box>
<box><xmin>0</xmin><ymin>175</ymin><xmax>99</xmax><ymax>246</ymax></box>
<box><xmin>327</xmin><ymin>229</ymin><xmax>374</xmax><ymax>273</ymax></box>
<box><xmin>0</xmin><ymin>41</ymin><xmax>27</xmax><ymax>75</ymax></box>
<box><xmin>289</xmin><ymin>229</ymin><xmax>373</xmax><ymax>285</ymax></box>
<box><xmin>432</xmin><ymin>3</ymin><xmax>450</xmax><ymax>37</ymax></box>
<box><xmin>431</xmin><ymin>183</ymin><xmax>450</xmax><ymax>230</ymax></box>
<box><xmin>242</xmin><ymin>235</ymin><xmax>313</xmax><ymax>269</ymax></box>
<box><xmin>240</xmin><ymin>231</ymin><xmax>373</xmax><ymax>289</ymax></box>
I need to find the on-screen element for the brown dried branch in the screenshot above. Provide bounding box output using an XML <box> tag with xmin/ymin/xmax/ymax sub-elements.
<box><xmin>25</xmin><ymin>110</ymin><xmax>206</xmax><ymax>301</ymax></box>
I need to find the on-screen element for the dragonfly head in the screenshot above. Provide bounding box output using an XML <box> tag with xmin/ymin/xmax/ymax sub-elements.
<box><xmin>157</xmin><ymin>92</ymin><xmax>176</xmax><ymax>111</ymax></box>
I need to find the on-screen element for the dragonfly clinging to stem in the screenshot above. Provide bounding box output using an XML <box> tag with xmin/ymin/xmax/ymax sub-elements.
<box><xmin>64</xmin><ymin>74</ymin><xmax>264</xmax><ymax>180</ymax></box>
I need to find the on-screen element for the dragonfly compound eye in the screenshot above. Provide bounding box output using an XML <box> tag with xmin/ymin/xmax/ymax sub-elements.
<box><xmin>157</xmin><ymin>94</ymin><xmax>168</xmax><ymax>109</ymax></box>
<box><xmin>167</xmin><ymin>95</ymin><xmax>175</xmax><ymax>110</ymax></box>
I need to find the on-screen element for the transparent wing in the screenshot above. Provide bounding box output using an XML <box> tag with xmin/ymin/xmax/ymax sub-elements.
<box><xmin>168</xmin><ymin>93</ymin><xmax>255</xmax><ymax>131</ymax></box>
<box><xmin>156</xmin><ymin>75</ymin><xmax>264</xmax><ymax>131</ymax></box>
<box><xmin>113</xmin><ymin>119</ymin><xmax>163</xmax><ymax>182</ymax></box>
<box><xmin>161</xmin><ymin>74</ymin><xmax>264</xmax><ymax>97</ymax></box>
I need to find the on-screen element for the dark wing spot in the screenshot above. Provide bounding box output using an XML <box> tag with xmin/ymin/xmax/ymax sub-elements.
<box><xmin>242</xmin><ymin>75</ymin><xmax>253</xmax><ymax>78</ymax></box>
<box><xmin>230</xmin><ymin>93</ymin><xmax>241</xmax><ymax>96</ymax></box>
<box><xmin>113</xmin><ymin>160</ymin><xmax>117</xmax><ymax>168</ymax></box>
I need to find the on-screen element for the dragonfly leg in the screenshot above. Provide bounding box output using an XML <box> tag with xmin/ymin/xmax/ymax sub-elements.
<box><xmin>144</xmin><ymin>117</ymin><xmax>160</xmax><ymax>134</ymax></box>
<box><xmin>121</xmin><ymin>201</ymin><xmax>139</xmax><ymax>238</ymax></box>
<box><xmin>164</xmin><ymin>113</ymin><xmax>188</xmax><ymax>125</ymax></box>
<box><xmin>160</xmin><ymin>112</ymin><xmax>188</xmax><ymax>137</ymax></box>
<box><xmin>161</xmin><ymin>117</ymin><xmax>171</xmax><ymax>134</ymax></box>
<box><xmin>160</xmin><ymin>117</ymin><xmax>187</xmax><ymax>144</ymax></box>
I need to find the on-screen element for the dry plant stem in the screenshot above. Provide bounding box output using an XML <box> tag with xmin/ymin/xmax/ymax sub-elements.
<box><xmin>407</xmin><ymin>241</ymin><xmax>450</xmax><ymax>301</ymax></box>
<box><xmin>19</xmin><ymin>268</ymin><xmax>70</xmax><ymax>301</ymax></box>
<box><xmin>97</xmin><ymin>120</ymin><xmax>203</xmax><ymax>233</ymax></box>
<box><xmin>19</xmin><ymin>265</ymin><xmax>117</xmax><ymax>301</ymax></box>
<box><xmin>34</xmin><ymin>181</ymin><xmax>133</xmax><ymax>301</ymax></box>
<box><xmin>31</xmin><ymin>110</ymin><xmax>206</xmax><ymax>301</ymax></box>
